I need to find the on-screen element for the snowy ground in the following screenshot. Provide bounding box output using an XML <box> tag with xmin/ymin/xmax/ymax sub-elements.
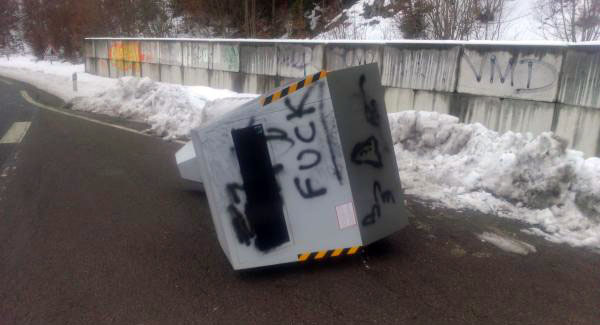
<box><xmin>315</xmin><ymin>0</ymin><xmax>402</xmax><ymax>40</ymax></box>
<box><xmin>314</xmin><ymin>0</ymin><xmax>545</xmax><ymax>41</ymax></box>
<box><xmin>391</xmin><ymin>112</ymin><xmax>600</xmax><ymax>250</ymax></box>
<box><xmin>0</xmin><ymin>55</ymin><xmax>116</xmax><ymax>101</ymax></box>
<box><xmin>1</xmin><ymin>56</ymin><xmax>598</xmax><ymax>251</ymax></box>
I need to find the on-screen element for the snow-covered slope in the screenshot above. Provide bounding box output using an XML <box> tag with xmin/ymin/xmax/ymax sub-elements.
<box><xmin>314</xmin><ymin>0</ymin><xmax>545</xmax><ymax>41</ymax></box>
<box><xmin>315</xmin><ymin>0</ymin><xmax>402</xmax><ymax>40</ymax></box>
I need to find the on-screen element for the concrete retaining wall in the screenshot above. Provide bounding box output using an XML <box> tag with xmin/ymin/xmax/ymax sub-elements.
<box><xmin>83</xmin><ymin>38</ymin><xmax>600</xmax><ymax>157</ymax></box>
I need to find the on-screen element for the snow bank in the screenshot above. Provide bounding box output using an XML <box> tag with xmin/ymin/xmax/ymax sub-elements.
<box><xmin>391</xmin><ymin>111</ymin><xmax>600</xmax><ymax>249</ymax></box>
<box><xmin>0</xmin><ymin>55</ymin><xmax>256</xmax><ymax>140</ymax></box>
<box><xmin>70</xmin><ymin>77</ymin><xmax>256</xmax><ymax>139</ymax></box>
<box><xmin>0</xmin><ymin>55</ymin><xmax>116</xmax><ymax>101</ymax></box>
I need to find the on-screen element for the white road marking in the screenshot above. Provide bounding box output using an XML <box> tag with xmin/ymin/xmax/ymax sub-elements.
<box><xmin>0</xmin><ymin>122</ymin><xmax>31</xmax><ymax>144</ymax></box>
<box><xmin>0</xmin><ymin>78</ymin><xmax>13</xmax><ymax>85</ymax></box>
<box><xmin>20</xmin><ymin>90</ymin><xmax>186</xmax><ymax>145</ymax></box>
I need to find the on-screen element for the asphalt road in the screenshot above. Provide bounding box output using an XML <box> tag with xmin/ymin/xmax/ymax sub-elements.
<box><xmin>0</xmin><ymin>77</ymin><xmax>599</xmax><ymax>324</ymax></box>
<box><xmin>0</xmin><ymin>78</ymin><xmax>35</xmax><ymax>168</ymax></box>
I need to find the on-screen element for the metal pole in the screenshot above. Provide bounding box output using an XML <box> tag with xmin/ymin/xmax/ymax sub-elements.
<box><xmin>72</xmin><ymin>73</ymin><xmax>78</xmax><ymax>92</ymax></box>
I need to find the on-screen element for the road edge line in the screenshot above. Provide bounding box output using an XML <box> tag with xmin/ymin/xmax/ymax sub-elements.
<box><xmin>0</xmin><ymin>122</ymin><xmax>32</xmax><ymax>144</ymax></box>
<box><xmin>20</xmin><ymin>90</ymin><xmax>186</xmax><ymax>145</ymax></box>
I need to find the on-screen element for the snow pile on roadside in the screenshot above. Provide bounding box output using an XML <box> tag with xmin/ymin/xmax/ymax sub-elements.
<box><xmin>69</xmin><ymin>77</ymin><xmax>256</xmax><ymax>139</ymax></box>
<box><xmin>316</xmin><ymin>0</ymin><xmax>402</xmax><ymax>40</ymax></box>
<box><xmin>0</xmin><ymin>55</ymin><xmax>256</xmax><ymax>140</ymax></box>
<box><xmin>0</xmin><ymin>55</ymin><xmax>116</xmax><ymax>101</ymax></box>
<box><xmin>391</xmin><ymin>111</ymin><xmax>600</xmax><ymax>249</ymax></box>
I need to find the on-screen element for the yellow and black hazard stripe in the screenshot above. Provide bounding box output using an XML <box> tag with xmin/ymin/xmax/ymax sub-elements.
<box><xmin>260</xmin><ymin>70</ymin><xmax>328</xmax><ymax>107</ymax></box>
<box><xmin>297</xmin><ymin>246</ymin><xmax>361</xmax><ymax>262</ymax></box>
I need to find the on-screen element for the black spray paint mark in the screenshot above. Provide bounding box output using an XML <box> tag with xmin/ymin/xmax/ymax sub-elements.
<box><xmin>297</xmin><ymin>149</ymin><xmax>322</xmax><ymax>170</ymax></box>
<box><xmin>465</xmin><ymin>53</ymin><xmax>516</xmax><ymax>84</ymax></box>
<box><xmin>515</xmin><ymin>59</ymin><xmax>558</xmax><ymax>93</ymax></box>
<box><xmin>351</xmin><ymin>136</ymin><xmax>383</xmax><ymax>168</ymax></box>
<box><xmin>272</xmin><ymin>163</ymin><xmax>284</xmax><ymax>175</ymax></box>
<box><xmin>284</xmin><ymin>86</ymin><xmax>316</xmax><ymax>120</ymax></box>
<box><xmin>488</xmin><ymin>55</ymin><xmax>515</xmax><ymax>85</ymax></box>
<box><xmin>359</xmin><ymin>75</ymin><xmax>380</xmax><ymax>127</ymax></box>
<box><xmin>228</xmin><ymin>204</ymin><xmax>254</xmax><ymax>246</ymax></box>
<box><xmin>226</xmin><ymin>183</ymin><xmax>254</xmax><ymax>243</ymax></box>
<box><xmin>228</xmin><ymin>117</ymin><xmax>258</xmax><ymax>155</ymax></box>
<box><xmin>362</xmin><ymin>181</ymin><xmax>395</xmax><ymax>226</ymax></box>
<box><xmin>226</xmin><ymin>183</ymin><xmax>244</xmax><ymax>204</ymax></box>
<box><xmin>362</xmin><ymin>204</ymin><xmax>381</xmax><ymax>226</ymax></box>
<box><xmin>294</xmin><ymin>177</ymin><xmax>327</xmax><ymax>199</ymax></box>
<box><xmin>373</xmin><ymin>181</ymin><xmax>395</xmax><ymax>204</ymax></box>
<box><xmin>282</xmin><ymin>83</ymin><xmax>332</xmax><ymax>198</ymax></box>
<box><xmin>232</xmin><ymin>125</ymin><xmax>290</xmax><ymax>252</ymax></box>
<box><xmin>317</xmin><ymin>83</ymin><xmax>343</xmax><ymax>184</ymax></box>
<box><xmin>266</xmin><ymin>127</ymin><xmax>295</xmax><ymax>147</ymax></box>
<box><xmin>294</xmin><ymin>121</ymin><xmax>316</xmax><ymax>143</ymax></box>
<box><xmin>246</xmin><ymin>116</ymin><xmax>256</xmax><ymax>128</ymax></box>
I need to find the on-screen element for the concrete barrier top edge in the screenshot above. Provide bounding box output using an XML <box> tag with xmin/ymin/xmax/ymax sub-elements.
<box><xmin>84</xmin><ymin>37</ymin><xmax>590</xmax><ymax>48</ymax></box>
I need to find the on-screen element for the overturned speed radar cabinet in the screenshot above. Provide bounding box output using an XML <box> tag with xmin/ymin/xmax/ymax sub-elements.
<box><xmin>176</xmin><ymin>63</ymin><xmax>409</xmax><ymax>270</ymax></box>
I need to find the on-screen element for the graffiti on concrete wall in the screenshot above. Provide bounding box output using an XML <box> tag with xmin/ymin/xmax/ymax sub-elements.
<box><xmin>183</xmin><ymin>43</ymin><xmax>211</xmax><ymax>68</ymax></box>
<box><xmin>108</xmin><ymin>41</ymin><xmax>143</xmax><ymax>73</ymax></box>
<box><xmin>279</xmin><ymin>47</ymin><xmax>306</xmax><ymax>70</ymax></box>
<box><xmin>461</xmin><ymin>51</ymin><xmax>560</xmax><ymax>96</ymax></box>
<box><xmin>212</xmin><ymin>45</ymin><xmax>240</xmax><ymax>72</ymax></box>
<box><xmin>225</xmin><ymin>47</ymin><xmax>239</xmax><ymax>69</ymax></box>
<box><xmin>329</xmin><ymin>47</ymin><xmax>379</xmax><ymax>70</ymax></box>
<box><xmin>277</xmin><ymin>45</ymin><xmax>325</xmax><ymax>78</ymax></box>
<box><xmin>139</xmin><ymin>42</ymin><xmax>159</xmax><ymax>64</ymax></box>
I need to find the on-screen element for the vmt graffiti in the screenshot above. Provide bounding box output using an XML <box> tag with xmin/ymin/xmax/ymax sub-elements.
<box><xmin>463</xmin><ymin>52</ymin><xmax>559</xmax><ymax>93</ymax></box>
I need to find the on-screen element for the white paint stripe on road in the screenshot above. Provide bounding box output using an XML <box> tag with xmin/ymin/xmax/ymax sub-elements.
<box><xmin>0</xmin><ymin>122</ymin><xmax>31</xmax><ymax>144</ymax></box>
<box><xmin>20</xmin><ymin>90</ymin><xmax>186</xmax><ymax>145</ymax></box>
<box><xmin>0</xmin><ymin>78</ymin><xmax>13</xmax><ymax>85</ymax></box>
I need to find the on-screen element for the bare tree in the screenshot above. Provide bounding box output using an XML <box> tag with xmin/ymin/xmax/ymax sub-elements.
<box><xmin>0</xmin><ymin>0</ymin><xmax>22</xmax><ymax>54</ymax></box>
<box><xmin>398</xmin><ymin>0</ymin><xmax>432</xmax><ymax>39</ymax></box>
<box><xmin>534</xmin><ymin>0</ymin><xmax>600</xmax><ymax>41</ymax></box>
<box><xmin>399</xmin><ymin>0</ymin><xmax>515</xmax><ymax>40</ymax></box>
<box><xmin>424</xmin><ymin>0</ymin><xmax>481</xmax><ymax>39</ymax></box>
<box><xmin>472</xmin><ymin>0</ymin><xmax>514</xmax><ymax>40</ymax></box>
